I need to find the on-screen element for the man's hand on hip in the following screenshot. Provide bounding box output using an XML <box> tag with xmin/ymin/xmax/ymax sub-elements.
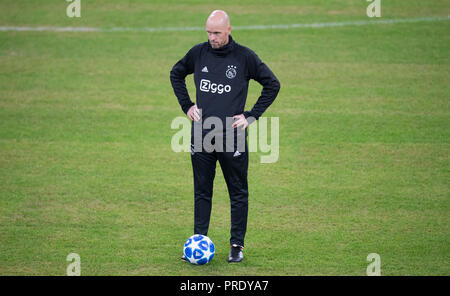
<box><xmin>187</xmin><ymin>105</ymin><xmax>201</xmax><ymax>121</ymax></box>
<box><xmin>232</xmin><ymin>114</ymin><xmax>249</xmax><ymax>130</ymax></box>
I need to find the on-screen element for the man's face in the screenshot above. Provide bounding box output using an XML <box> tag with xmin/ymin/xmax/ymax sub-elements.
<box><xmin>206</xmin><ymin>21</ymin><xmax>230</xmax><ymax>49</ymax></box>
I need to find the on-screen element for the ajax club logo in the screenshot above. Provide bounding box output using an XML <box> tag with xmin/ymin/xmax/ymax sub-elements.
<box><xmin>226</xmin><ymin>65</ymin><xmax>237</xmax><ymax>79</ymax></box>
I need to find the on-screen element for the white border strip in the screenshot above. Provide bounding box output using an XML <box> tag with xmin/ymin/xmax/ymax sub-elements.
<box><xmin>1</xmin><ymin>16</ymin><xmax>448</xmax><ymax>33</ymax></box>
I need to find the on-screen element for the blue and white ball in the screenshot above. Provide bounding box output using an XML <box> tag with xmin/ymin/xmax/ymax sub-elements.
<box><xmin>183</xmin><ymin>234</ymin><xmax>215</xmax><ymax>265</ymax></box>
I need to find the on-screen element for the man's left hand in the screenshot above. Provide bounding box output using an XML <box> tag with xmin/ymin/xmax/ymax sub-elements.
<box><xmin>232</xmin><ymin>114</ymin><xmax>249</xmax><ymax>130</ymax></box>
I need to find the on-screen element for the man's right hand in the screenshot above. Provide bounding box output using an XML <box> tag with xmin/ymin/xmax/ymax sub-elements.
<box><xmin>187</xmin><ymin>105</ymin><xmax>201</xmax><ymax>121</ymax></box>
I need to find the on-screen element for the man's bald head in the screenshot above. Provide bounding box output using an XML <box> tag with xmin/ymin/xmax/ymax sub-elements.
<box><xmin>207</xmin><ymin>10</ymin><xmax>230</xmax><ymax>28</ymax></box>
<box><xmin>206</xmin><ymin>10</ymin><xmax>231</xmax><ymax>49</ymax></box>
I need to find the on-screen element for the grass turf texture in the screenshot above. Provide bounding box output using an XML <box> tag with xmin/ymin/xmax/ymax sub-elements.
<box><xmin>0</xmin><ymin>0</ymin><xmax>449</xmax><ymax>275</ymax></box>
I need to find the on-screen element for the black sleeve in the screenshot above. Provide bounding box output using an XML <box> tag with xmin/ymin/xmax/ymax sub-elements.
<box><xmin>243</xmin><ymin>50</ymin><xmax>280</xmax><ymax>121</ymax></box>
<box><xmin>170</xmin><ymin>47</ymin><xmax>197</xmax><ymax>114</ymax></box>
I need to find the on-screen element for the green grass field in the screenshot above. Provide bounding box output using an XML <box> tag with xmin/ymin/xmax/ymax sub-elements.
<box><xmin>0</xmin><ymin>0</ymin><xmax>449</xmax><ymax>275</ymax></box>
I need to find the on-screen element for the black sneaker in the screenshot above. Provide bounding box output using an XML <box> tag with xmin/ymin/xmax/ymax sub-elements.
<box><xmin>228</xmin><ymin>244</ymin><xmax>244</xmax><ymax>263</ymax></box>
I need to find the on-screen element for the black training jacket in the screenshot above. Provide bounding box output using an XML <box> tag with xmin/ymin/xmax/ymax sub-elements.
<box><xmin>170</xmin><ymin>35</ymin><xmax>280</xmax><ymax>127</ymax></box>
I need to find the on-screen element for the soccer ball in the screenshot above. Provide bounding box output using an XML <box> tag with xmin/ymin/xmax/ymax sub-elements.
<box><xmin>183</xmin><ymin>234</ymin><xmax>215</xmax><ymax>265</ymax></box>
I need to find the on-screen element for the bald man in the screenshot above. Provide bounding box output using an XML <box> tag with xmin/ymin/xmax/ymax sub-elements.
<box><xmin>170</xmin><ymin>10</ymin><xmax>280</xmax><ymax>263</ymax></box>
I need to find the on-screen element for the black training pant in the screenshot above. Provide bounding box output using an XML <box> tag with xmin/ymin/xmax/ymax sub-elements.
<box><xmin>190</xmin><ymin>130</ymin><xmax>249</xmax><ymax>247</ymax></box>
